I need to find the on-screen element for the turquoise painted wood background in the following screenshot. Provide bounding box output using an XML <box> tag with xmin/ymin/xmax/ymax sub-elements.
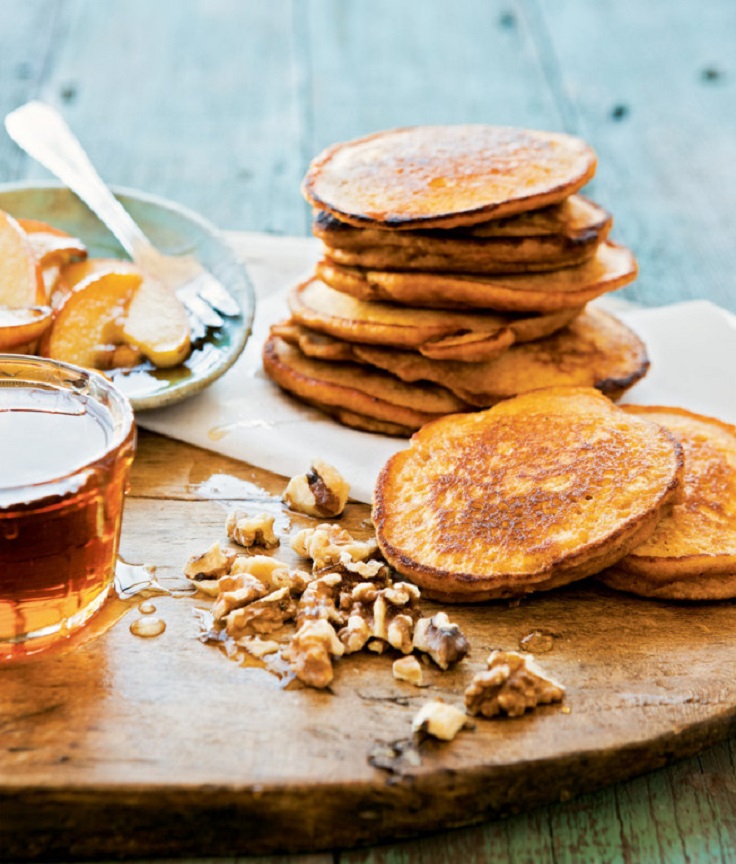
<box><xmin>1</xmin><ymin>1</ymin><xmax>735</xmax><ymax>861</ymax></box>
<box><xmin>1</xmin><ymin>0</ymin><xmax>735</xmax><ymax>312</ymax></box>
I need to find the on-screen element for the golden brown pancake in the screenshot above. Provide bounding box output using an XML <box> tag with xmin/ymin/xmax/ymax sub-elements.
<box><xmin>289</xmin><ymin>277</ymin><xmax>581</xmax><ymax>362</ymax></box>
<box><xmin>277</xmin><ymin>308</ymin><xmax>648</xmax><ymax>407</ymax></box>
<box><xmin>303</xmin><ymin>125</ymin><xmax>597</xmax><ymax>230</ymax></box>
<box><xmin>600</xmin><ymin>407</ymin><xmax>736</xmax><ymax>600</ymax></box>
<box><xmin>317</xmin><ymin>242</ymin><xmax>637</xmax><ymax>313</ymax></box>
<box><xmin>262</xmin><ymin>333</ymin><xmax>469</xmax><ymax>432</ymax></box>
<box><xmin>307</xmin><ymin>400</ymin><xmax>415</xmax><ymax>437</ymax></box>
<box><xmin>314</xmin><ymin>195</ymin><xmax>612</xmax><ymax>274</ymax></box>
<box><xmin>373</xmin><ymin>387</ymin><xmax>683</xmax><ymax>602</ymax></box>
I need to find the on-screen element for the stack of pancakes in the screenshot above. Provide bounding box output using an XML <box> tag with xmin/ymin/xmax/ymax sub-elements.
<box><xmin>263</xmin><ymin>125</ymin><xmax>644</xmax><ymax>436</ymax></box>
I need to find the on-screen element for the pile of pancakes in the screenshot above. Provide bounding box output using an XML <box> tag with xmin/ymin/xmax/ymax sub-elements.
<box><xmin>263</xmin><ymin>125</ymin><xmax>645</xmax><ymax>436</ymax></box>
<box><xmin>374</xmin><ymin>388</ymin><xmax>736</xmax><ymax>603</ymax></box>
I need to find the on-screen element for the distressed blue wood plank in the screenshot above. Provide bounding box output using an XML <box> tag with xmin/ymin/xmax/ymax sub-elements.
<box><xmin>11</xmin><ymin>0</ymin><xmax>306</xmax><ymax>234</ymax></box>
<box><xmin>302</xmin><ymin>0</ymin><xmax>564</xmax><ymax>162</ymax></box>
<box><xmin>0</xmin><ymin>0</ymin><xmax>62</xmax><ymax>178</ymax></box>
<box><xmin>533</xmin><ymin>0</ymin><xmax>736</xmax><ymax>310</ymax></box>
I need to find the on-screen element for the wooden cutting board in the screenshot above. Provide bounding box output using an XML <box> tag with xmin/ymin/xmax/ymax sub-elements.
<box><xmin>2</xmin><ymin>431</ymin><xmax>736</xmax><ymax>860</ymax></box>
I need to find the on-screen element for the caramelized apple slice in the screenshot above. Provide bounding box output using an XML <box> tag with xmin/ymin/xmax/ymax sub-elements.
<box><xmin>56</xmin><ymin>257</ymin><xmax>141</xmax><ymax>295</ymax></box>
<box><xmin>39</xmin><ymin>271</ymin><xmax>142</xmax><ymax>370</ymax></box>
<box><xmin>18</xmin><ymin>218</ymin><xmax>87</xmax><ymax>266</ymax></box>
<box><xmin>56</xmin><ymin>257</ymin><xmax>191</xmax><ymax>368</ymax></box>
<box><xmin>18</xmin><ymin>218</ymin><xmax>88</xmax><ymax>299</ymax></box>
<box><xmin>0</xmin><ymin>209</ymin><xmax>45</xmax><ymax>307</ymax></box>
<box><xmin>0</xmin><ymin>305</ymin><xmax>53</xmax><ymax>350</ymax></box>
<box><xmin>120</xmin><ymin>275</ymin><xmax>191</xmax><ymax>368</ymax></box>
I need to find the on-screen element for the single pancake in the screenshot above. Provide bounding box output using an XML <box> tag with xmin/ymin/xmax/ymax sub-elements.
<box><xmin>314</xmin><ymin>195</ymin><xmax>611</xmax><ymax>273</ymax></box>
<box><xmin>262</xmin><ymin>333</ymin><xmax>469</xmax><ymax>432</ymax></box>
<box><xmin>278</xmin><ymin>308</ymin><xmax>648</xmax><ymax>407</ymax></box>
<box><xmin>373</xmin><ymin>388</ymin><xmax>683</xmax><ymax>602</ymax></box>
<box><xmin>303</xmin><ymin>125</ymin><xmax>597</xmax><ymax>229</ymax></box>
<box><xmin>317</xmin><ymin>242</ymin><xmax>637</xmax><ymax>313</ymax></box>
<box><xmin>600</xmin><ymin>407</ymin><xmax>736</xmax><ymax>600</ymax></box>
<box><xmin>290</xmin><ymin>277</ymin><xmax>580</xmax><ymax>361</ymax></box>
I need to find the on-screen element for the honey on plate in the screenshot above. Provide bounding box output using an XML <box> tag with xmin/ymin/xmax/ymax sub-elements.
<box><xmin>0</xmin><ymin>356</ymin><xmax>135</xmax><ymax>660</ymax></box>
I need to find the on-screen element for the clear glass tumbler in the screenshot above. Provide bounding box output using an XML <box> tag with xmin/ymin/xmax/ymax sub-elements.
<box><xmin>0</xmin><ymin>355</ymin><xmax>135</xmax><ymax>660</ymax></box>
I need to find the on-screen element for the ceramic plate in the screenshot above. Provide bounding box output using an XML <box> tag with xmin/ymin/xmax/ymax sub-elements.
<box><xmin>0</xmin><ymin>182</ymin><xmax>255</xmax><ymax>411</ymax></box>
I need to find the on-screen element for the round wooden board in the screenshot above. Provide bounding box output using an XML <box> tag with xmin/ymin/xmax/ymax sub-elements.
<box><xmin>2</xmin><ymin>432</ymin><xmax>736</xmax><ymax>860</ymax></box>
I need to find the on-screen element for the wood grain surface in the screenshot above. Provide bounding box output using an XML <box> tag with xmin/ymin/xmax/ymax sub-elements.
<box><xmin>2</xmin><ymin>431</ymin><xmax>736</xmax><ymax>860</ymax></box>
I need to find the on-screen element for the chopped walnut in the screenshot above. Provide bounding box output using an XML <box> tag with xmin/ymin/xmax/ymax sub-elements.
<box><xmin>284</xmin><ymin>460</ymin><xmax>350</xmax><ymax>517</ymax></box>
<box><xmin>291</xmin><ymin>523</ymin><xmax>379</xmax><ymax>572</ymax></box>
<box><xmin>225</xmin><ymin>587</ymin><xmax>297</xmax><ymax>637</ymax></box>
<box><xmin>464</xmin><ymin>650</ymin><xmax>565</xmax><ymax>718</ymax></box>
<box><xmin>296</xmin><ymin>572</ymin><xmax>345</xmax><ymax>627</ymax></box>
<box><xmin>339</xmin><ymin>581</ymin><xmax>421</xmax><ymax>654</ymax></box>
<box><xmin>184</xmin><ymin>542</ymin><xmax>236</xmax><ymax>580</ymax></box>
<box><xmin>392</xmin><ymin>655</ymin><xmax>424</xmax><ymax>687</ymax></box>
<box><xmin>226</xmin><ymin>511</ymin><xmax>279</xmax><ymax>549</ymax></box>
<box><xmin>286</xmin><ymin>619</ymin><xmax>345</xmax><ymax>688</ymax></box>
<box><xmin>226</xmin><ymin>555</ymin><xmax>312</xmax><ymax>595</ymax></box>
<box><xmin>337</xmin><ymin>613</ymin><xmax>372</xmax><ymax>653</ymax></box>
<box><xmin>235</xmin><ymin>636</ymin><xmax>281</xmax><ymax>658</ymax></box>
<box><xmin>371</xmin><ymin>583</ymin><xmax>421</xmax><ymax>653</ymax></box>
<box><xmin>412</xmin><ymin>612</ymin><xmax>469</xmax><ymax>670</ymax></box>
<box><xmin>192</xmin><ymin>579</ymin><xmax>220</xmax><ymax>597</ymax></box>
<box><xmin>212</xmin><ymin>573</ymin><xmax>267</xmax><ymax>622</ymax></box>
<box><xmin>412</xmin><ymin>700</ymin><xmax>469</xmax><ymax>741</ymax></box>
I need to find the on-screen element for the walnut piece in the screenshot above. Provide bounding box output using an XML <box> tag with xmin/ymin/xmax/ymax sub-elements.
<box><xmin>296</xmin><ymin>572</ymin><xmax>345</xmax><ymax>627</ymax></box>
<box><xmin>283</xmin><ymin>461</ymin><xmax>350</xmax><ymax>517</ymax></box>
<box><xmin>235</xmin><ymin>636</ymin><xmax>281</xmax><ymax>658</ymax></box>
<box><xmin>337</xmin><ymin>613</ymin><xmax>372</xmax><ymax>654</ymax></box>
<box><xmin>411</xmin><ymin>700</ymin><xmax>469</xmax><ymax>741</ymax></box>
<box><xmin>287</xmin><ymin>619</ymin><xmax>345</xmax><ymax>688</ymax></box>
<box><xmin>392</xmin><ymin>655</ymin><xmax>424</xmax><ymax>687</ymax></box>
<box><xmin>212</xmin><ymin>573</ymin><xmax>267</xmax><ymax>622</ymax></box>
<box><xmin>184</xmin><ymin>541</ymin><xmax>236</xmax><ymax>580</ymax></box>
<box><xmin>291</xmin><ymin>523</ymin><xmax>379</xmax><ymax>572</ymax></box>
<box><xmin>412</xmin><ymin>612</ymin><xmax>469</xmax><ymax>670</ymax></box>
<box><xmin>226</xmin><ymin>511</ymin><xmax>279</xmax><ymax>549</ymax></box>
<box><xmin>226</xmin><ymin>555</ymin><xmax>312</xmax><ymax>595</ymax></box>
<box><xmin>464</xmin><ymin>650</ymin><xmax>565</xmax><ymax>718</ymax></box>
<box><xmin>343</xmin><ymin>582</ymin><xmax>421</xmax><ymax>654</ymax></box>
<box><xmin>192</xmin><ymin>579</ymin><xmax>220</xmax><ymax>597</ymax></box>
<box><xmin>225</xmin><ymin>587</ymin><xmax>297</xmax><ymax>637</ymax></box>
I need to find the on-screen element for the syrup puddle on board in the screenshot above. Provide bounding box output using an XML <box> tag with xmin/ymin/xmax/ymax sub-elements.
<box><xmin>129</xmin><ymin>616</ymin><xmax>167</xmax><ymax>638</ymax></box>
<box><xmin>518</xmin><ymin>629</ymin><xmax>556</xmax><ymax>654</ymax></box>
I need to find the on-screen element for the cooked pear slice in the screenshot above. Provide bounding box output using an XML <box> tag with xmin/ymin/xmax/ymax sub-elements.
<box><xmin>40</xmin><ymin>271</ymin><xmax>142</xmax><ymax>370</ymax></box>
<box><xmin>0</xmin><ymin>209</ymin><xmax>45</xmax><ymax>308</ymax></box>
<box><xmin>120</xmin><ymin>275</ymin><xmax>191</xmax><ymax>368</ymax></box>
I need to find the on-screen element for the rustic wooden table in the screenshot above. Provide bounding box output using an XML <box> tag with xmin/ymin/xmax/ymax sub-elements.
<box><xmin>1</xmin><ymin>1</ymin><xmax>735</xmax><ymax>862</ymax></box>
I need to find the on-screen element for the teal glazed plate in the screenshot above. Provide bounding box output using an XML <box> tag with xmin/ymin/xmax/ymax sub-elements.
<box><xmin>0</xmin><ymin>182</ymin><xmax>255</xmax><ymax>411</ymax></box>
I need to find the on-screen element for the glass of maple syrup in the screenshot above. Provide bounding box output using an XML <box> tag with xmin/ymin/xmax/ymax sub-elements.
<box><xmin>0</xmin><ymin>355</ymin><xmax>135</xmax><ymax>660</ymax></box>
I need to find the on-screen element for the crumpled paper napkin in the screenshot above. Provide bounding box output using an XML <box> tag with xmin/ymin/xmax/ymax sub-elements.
<box><xmin>138</xmin><ymin>234</ymin><xmax>736</xmax><ymax>503</ymax></box>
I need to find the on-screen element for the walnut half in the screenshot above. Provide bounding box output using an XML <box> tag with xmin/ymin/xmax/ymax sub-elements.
<box><xmin>464</xmin><ymin>650</ymin><xmax>565</xmax><ymax>718</ymax></box>
<box><xmin>284</xmin><ymin>460</ymin><xmax>350</xmax><ymax>517</ymax></box>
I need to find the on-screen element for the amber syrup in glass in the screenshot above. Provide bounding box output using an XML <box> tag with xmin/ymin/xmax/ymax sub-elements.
<box><xmin>0</xmin><ymin>357</ymin><xmax>135</xmax><ymax>660</ymax></box>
